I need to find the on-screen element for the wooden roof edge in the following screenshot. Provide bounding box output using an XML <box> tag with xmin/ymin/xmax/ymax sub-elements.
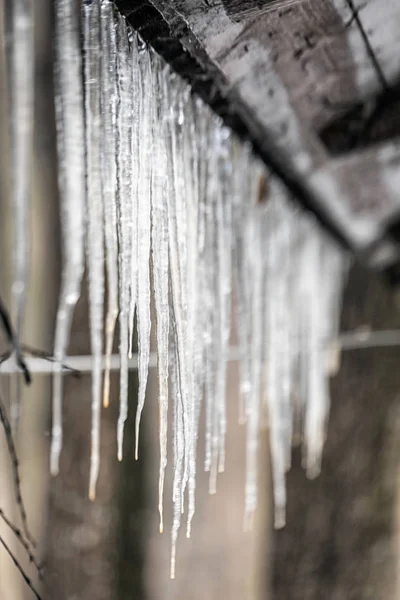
<box><xmin>115</xmin><ymin>0</ymin><xmax>400</xmax><ymax>281</ymax></box>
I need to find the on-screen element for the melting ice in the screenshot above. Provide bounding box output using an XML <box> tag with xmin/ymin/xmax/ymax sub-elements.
<box><xmin>9</xmin><ymin>0</ymin><xmax>347</xmax><ymax>576</ymax></box>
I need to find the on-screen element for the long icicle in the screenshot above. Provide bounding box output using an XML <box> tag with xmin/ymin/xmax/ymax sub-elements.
<box><xmin>264</xmin><ymin>184</ymin><xmax>288</xmax><ymax>529</ymax></box>
<box><xmin>6</xmin><ymin>0</ymin><xmax>34</xmax><ymax>432</ymax></box>
<box><xmin>151</xmin><ymin>51</ymin><xmax>170</xmax><ymax>534</ymax></box>
<box><xmin>100</xmin><ymin>0</ymin><xmax>119</xmax><ymax>410</ymax></box>
<box><xmin>135</xmin><ymin>39</ymin><xmax>153</xmax><ymax>461</ymax></box>
<box><xmin>7</xmin><ymin>0</ymin><xmax>33</xmax><ymax>342</ymax></box>
<box><xmin>116</xmin><ymin>14</ymin><xmax>133</xmax><ymax>462</ymax></box>
<box><xmin>51</xmin><ymin>0</ymin><xmax>86</xmax><ymax>476</ymax></box>
<box><xmin>83</xmin><ymin>0</ymin><xmax>105</xmax><ymax>501</ymax></box>
<box><xmin>170</xmin><ymin>337</ymin><xmax>184</xmax><ymax>580</ymax></box>
<box><xmin>185</xmin><ymin>94</ymin><xmax>202</xmax><ymax>538</ymax></box>
<box><xmin>163</xmin><ymin>71</ymin><xmax>190</xmax><ymax>573</ymax></box>
<box><xmin>128</xmin><ymin>34</ymin><xmax>140</xmax><ymax>360</ymax></box>
<box><xmin>215</xmin><ymin>127</ymin><xmax>233</xmax><ymax>478</ymax></box>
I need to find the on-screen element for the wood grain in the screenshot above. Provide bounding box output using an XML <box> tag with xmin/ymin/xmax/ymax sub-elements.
<box><xmin>126</xmin><ymin>0</ymin><xmax>400</xmax><ymax>271</ymax></box>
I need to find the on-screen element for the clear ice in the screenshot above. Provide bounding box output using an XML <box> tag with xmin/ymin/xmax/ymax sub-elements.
<box><xmin>6</xmin><ymin>0</ymin><xmax>34</xmax><ymax>432</ymax></box>
<box><xmin>6</xmin><ymin>0</ymin><xmax>33</xmax><ymax>341</ymax></box>
<box><xmin>135</xmin><ymin>38</ymin><xmax>153</xmax><ymax>461</ymax></box>
<box><xmin>27</xmin><ymin>0</ymin><xmax>347</xmax><ymax>575</ymax></box>
<box><xmin>82</xmin><ymin>0</ymin><xmax>105</xmax><ymax>501</ymax></box>
<box><xmin>51</xmin><ymin>0</ymin><xmax>86</xmax><ymax>476</ymax></box>
<box><xmin>115</xmin><ymin>12</ymin><xmax>133</xmax><ymax>462</ymax></box>
<box><xmin>100</xmin><ymin>0</ymin><xmax>119</xmax><ymax>410</ymax></box>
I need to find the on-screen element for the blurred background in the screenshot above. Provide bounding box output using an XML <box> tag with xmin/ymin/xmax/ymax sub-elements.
<box><xmin>0</xmin><ymin>1</ymin><xmax>400</xmax><ymax>599</ymax></box>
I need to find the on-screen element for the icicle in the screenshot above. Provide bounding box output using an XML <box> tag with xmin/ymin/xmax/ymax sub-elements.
<box><xmin>163</xmin><ymin>70</ymin><xmax>191</xmax><ymax>558</ymax></box>
<box><xmin>5</xmin><ymin>0</ymin><xmax>33</xmax><ymax>432</ymax></box>
<box><xmin>128</xmin><ymin>34</ymin><xmax>140</xmax><ymax>360</ymax></box>
<box><xmin>116</xmin><ymin>14</ymin><xmax>133</xmax><ymax>462</ymax></box>
<box><xmin>193</xmin><ymin>103</ymin><xmax>211</xmax><ymax>488</ymax></box>
<box><xmin>7</xmin><ymin>0</ymin><xmax>33</xmax><ymax>341</ymax></box>
<box><xmin>170</xmin><ymin>340</ymin><xmax>184</xmax><ymax>580</ymax></box>
<box><xmin>175</xmin><ymin>83</ymin><xmax>192</xmax><ymax>506</ymax></box>
<box><xmin>185</xmin><ymin>95</ymin><xmax>202</xmax><ymax>538</ymax></box>
<box><xmin>215</xmin><ymin>127</ymin><xmax>233</xmax><ymax>476</ymax></box>
<box><xmin>100</xmin><ymin>0</ymin><xmax>118</xmax><ymax>409</ymax></box>
<box><xmin>231</xmin><ymin>143</ymin><xmax>253</xmax><ymax>425</ymax></box>
<box><xmin>204</xmin><ymin>117</ymin><xmax>223</xmax><ymax>493</ymax></box>
<box><xmin>151</xmin><ymin>50</ymin><xmax>169</xmax><ymax>534</ymax></box>
<box><xmin>135</xmin><ymin>39</ymin><xmax>153</xmax><ymax>461</ymax></box>
<box><xmin>292</xmin><ymin>216</ymin><xmax>311</xmax><ymax>447</ymax></box>
<box><xmin>304</xmin><ymin>230</ymin><xmax>328</xmax><ymax>479</ymax></box>
<box><xmin>51</xmin><ymin>0</ymin><xmax>86</xmax><ymax>475</ymax></box>
<box><xmin>303</xmin><ymin>227</ymin><xmax>346</xmax><ymax>479</ymax></box>
<box><xmin>83</xmin><ymin>0</ymin><xmax>104</xmax><ymax>501</ymax></box>
<box><xmin>244</xmin><ymin>196</ymin><xmax>265</xmax><ymax>530</ymax></box>
<box><xmin>203</xmin><ymin>121</ymin><xmax>217</xmax><ymax>479</ymax></box>
<box><xmin>264</xmin><ymin>186</ymin><xmax>290</xmax><ymax>529</ymax></box>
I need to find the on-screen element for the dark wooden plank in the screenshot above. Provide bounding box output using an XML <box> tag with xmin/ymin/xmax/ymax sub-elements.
<box><xmin>120</xmin><ymin>0</ymin><xmax>400</xmax><ymax>274</ymax></box>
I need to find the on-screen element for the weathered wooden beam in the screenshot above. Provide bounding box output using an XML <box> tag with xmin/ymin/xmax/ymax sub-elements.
<box><xmin>116</xmin><ymin>0</ymin><xmax>400</xmax><ymax>276</ymax></box>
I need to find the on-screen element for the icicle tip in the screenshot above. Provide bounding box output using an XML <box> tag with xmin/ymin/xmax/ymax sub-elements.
<box><xmin>159</xmin><ymin>503</ymin><xmax>164</xmax><ymax>533</ymax></box>
<box><xmin>50</xmin><ymin>463</ymin><xmax>59</xmax><ymax>478</ymax></box>
<box><xmin>50</xmin><ymin>464</ymin><xmax>59</xmax><ymax>478</ymax></box>
<box><xmin>135</xmin><ymin>437</ymin><xmax>139</xmax><ymax>461</ymax></box>
<box><xmin>103</xmin><ymin>375</ymin><xmax>110</xmax><ymax>408</ymax></box>
<box><xmin>274</xmin><ymin>506</ymin><xmax>286</xmax><ymax>529</ymax></box>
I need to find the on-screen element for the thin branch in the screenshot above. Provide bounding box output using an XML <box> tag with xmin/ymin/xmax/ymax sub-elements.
<box><xmin>21</xmin><ymin>344</ymin><xmax>82</xmax><ymax>378</ymax></box>
<box><xmin>0</xmin><ymin>508</ymin><xmax>43</xmax><ymax>579</ymax></box>
<box><xmin>0</xmin><ymin>295</ymin><xmax>31</xmax><ymax>385</ymax></box>
<box><xmin>0</xmin><ymin>534</ymin><xmax>42</xmax><ymax>600</ymax></box>
<box><xmin>0</xmin><ymin>390</ymin><xmax>36</xmax><ymax>549</ymax></box>
<box><xmin>345</xmin><ymin>0</ymin><xmax>389</xmax><ymax>92</ymax></box>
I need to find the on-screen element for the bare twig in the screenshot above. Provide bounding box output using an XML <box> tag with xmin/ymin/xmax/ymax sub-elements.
<box><xmin>0</xmin><ymin>296</ymin><xmax>31</xmax><ymax>385</ymax></box>
<box><xmin>21</xmin><ymin>344</ymin><xmax>82</xmax><ymax>378</ymax></box>
<box><xmin>0</xmin><ymin>534</ymin><xmax>42</xmax><ymax>600</ymax></box>
<box><xmin>0</xmin><ymin>507</ymin><xmax>43</xmax><ymax>579</ymax></box>
<box><xmin>0</xmin><ymin>389</ymin><xmax>36</xmax><ymax>549</ymax></box>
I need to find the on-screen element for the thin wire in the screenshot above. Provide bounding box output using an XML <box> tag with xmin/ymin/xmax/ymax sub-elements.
<box><xmin>0</xmin><ymin>348</ymin><xmax>237</xmax><ymax>374</ymax></box>
<box><xmin>344</xmin><ymin>0</ymin><xmax>389</xmax><ymax>92</ymax></box>
<box><xmin>0</xmin><ymin>330</ymin><xmax>399</xmax><ymax>375</ymax></box>
<box><xmin>0</xmin><ymin>296</ymin><xmax>31</xmax><ymax>384</ymax></box>
<box><xmin>338</xmin><ymin>329</ymin><xmax>400</xmax><ymax>349</ymax></box>
<box><xmin>0</xmin><ymin>534</ymin><xmax>42</xmax><ymax>600</ymax></box>
<box><xmin>0</xmin><ymin>508</ymin><xmax>43</xmax><ymax>579</ymax></box>
<box><xmin>0</xmin><ymin>388</ymin><xmax>37</xmax><ymax>548</ymax></box>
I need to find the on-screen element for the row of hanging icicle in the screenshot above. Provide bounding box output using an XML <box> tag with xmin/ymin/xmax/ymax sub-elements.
<box><xmin>6</xmin><ymin>0</ymin><xmax>347</xmax><ymax>578</ymax></box>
